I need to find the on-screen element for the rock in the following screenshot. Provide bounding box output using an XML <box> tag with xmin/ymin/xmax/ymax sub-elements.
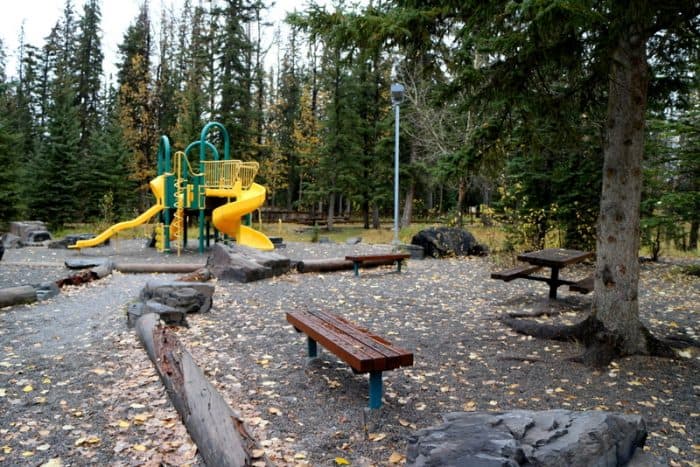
<box><xmin>140</xmin><ymin>281</ymin><xmax>215</xmax><ymax>314</ymax></box>
<box><xmin>206</xmin><ymin>243</ymin><xmax>290</xmax><ymax>283</ymax></box>
<box><xmin>126</xmin><ymin>302</ymin><xmax>145</xmax><ymax>328</ymax></box>
<box><xmin>345</xmin><ymin>236</ymin><xmax>362</xmax><ymax>245</ymax></box>
<box><xmin>144</xmin><ymin>300</ymin><xmax>188</xmax><ymax>326</ymax></box>
<box><xmin>398</xmin><ymin>243</ymin><xmax>425</xmax><ymax>259</ymax></box>
<box><xmin>406</xmin><ymin>410</ymin><xmax>649</xmax><ymax>467</ymax></box>
<box><xmin>1</xmin><ymin>233</ymin><xmax>22</xmax><ymax>249</ymax></box>
<box><xmin>24</xmin><ymin>230</ymin><xmax>52</xmax><ymax>244</ymax></box>
<box><xmin>65</xmin><ymin>258</ymin><xmax>110</xmax><ymax>269</ymax></box>
<box><xmin>411</xmin><ymin>227</ymin><xmax>488</xmax><ymax>258</ymax></box>
<box><xmin>0</xmin><ymin>241</ymin><xmax>3</xmax><ymax>261</ymax></box>
<box><xmin>49</xmin><ymin>233</ymin><xmax>100</xmax><ymax>249</ymax></box>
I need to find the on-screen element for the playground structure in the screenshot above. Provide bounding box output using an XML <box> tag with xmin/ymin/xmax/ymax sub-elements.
<box><xmin>70</xmin><ymin>122</ymin><xmax>274</xmax><ymax>253</ymax></box>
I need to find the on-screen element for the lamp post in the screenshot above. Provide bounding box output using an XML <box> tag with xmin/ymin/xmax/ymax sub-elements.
<box><xmin>391</xmin><ymin>83</ymin><xmax>405</xmax><ymax>247</ymax></box>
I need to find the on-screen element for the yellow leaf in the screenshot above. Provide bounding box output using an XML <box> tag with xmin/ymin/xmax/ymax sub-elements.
<box><xmin>2</xmin><ymin>445</ymin><xmax>12</xmax><ymax>454</ymax></box>
<box><xmin>0</xmin><ymin>388</ymin><xmax>6</xmax><ymax>397</ymax></box>
<box><xmin>86</xmin><ymin>436</ymin><xmax>100</xmax><ymax>445</ymax></box>
<box><xmin>23</xmin><ymin>385</ymin><xmax>33</xmax><ymax>393</ymax></box>
<box><xmin>42</xmin><ymin>377</ymin><xmax>51</xmax><ymax>385</ymax></box>
<box><xmin>72</xmin><ymin>411</ymin><xmax>83</xmax><ymax>417</ymax></box>
<box><xmin>462</xmin><ymin>401</ymin><xmax>477</xmax><ymax>411</ymax></box>
<box><xmin>668</xmin><ymin>446</ymin><xmax>680</xmax><ymax>454</ymax></box>
<box><xmin>398</xmin><ymin>419</ymin><xmax>410</xmax><ymax>427</ymax></box>
<box><xmin>22</xmin><ymin>451</ymin><xmax>34</xmax><ymax>457</ymax></box>
<box><xmin>293</xmin><ymin>452</ymin><xmax>306</xmax><ymax>459</ymax></box>
<box><xmin>368</xmin><ymin>433</ymin><xmax>387</xmax><ymax>442</ymax></box>
<box><xmin>251</xmin><ymin>449</ymin><xmax>265</xmax><ymax>458</ymax></box>
<box><xmin>118</xmin><ymin>420</ymin><xmax>130</xmax><ymax>429</ymax></box>
<box><xmin>40</xmin><ymin>458</ymin><xmax>63</xmax><ymax>467</ymax></box>
<box><xmin>388</xmin><ymin>452</ymin><xmax>405</xmax><ymax>464</ymax></box>
<box><xmin>638</xmin><ymin>401</ymin><xmax>656</xmax><ymax>408</ymax></box>
<box><xmin>132</xmin><ymin>444</ymin><xmax>147</xmax><ymax>452</ymax></box>
<box><xmin>92</xmin><ymin>368</ymin><xmax>106</xmax><ymax>376</ymax></box>
<box><xmin>133</xmin><ymin>413</ymin><xmax>150</xmax><ymax>424</ymax></box>
<box><xmin>334</xmin><ymin>457</ymin><xmax>351</xmax><ymax>465</ymax></box>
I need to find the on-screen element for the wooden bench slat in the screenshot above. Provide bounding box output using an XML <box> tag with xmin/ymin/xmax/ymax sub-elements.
<box><xmin>345</xmin><ymin>253</ymin><xmax>410</xmax><ymax>263</ymax></box>
<box><xmin>490</xmin><ymin>264</ymin><xmax>542</xmax><ymax>282</ymax></box>
<box><xmin>287</xmin><ymin>310</ymin><xmax>413</xmax><ymax>372</ymax></box>
<box><xmin>308</xmin><ymin>310</ymin><xmax>412</xmax><ymax>369</ymax></box>
<box><xmin>288</xmin><ymin>312</ymin><xmax>385</xmax><ymax>372</ymax></box>
<box><xmin>569</xmin><ymin>275</ymin><xmax>594</xmax><ymax>294</ymax></box>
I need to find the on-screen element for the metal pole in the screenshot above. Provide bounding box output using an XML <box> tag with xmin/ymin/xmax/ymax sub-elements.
<box><xmin>393</xmin><ymin>103</ymin><xmax>400</xmax><ymax>246</ymax></box>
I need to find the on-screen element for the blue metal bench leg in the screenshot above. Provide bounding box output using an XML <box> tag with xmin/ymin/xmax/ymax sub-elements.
<box><xmin>397</xmin><ymin>260</ymin><xmax>403</xmax><ymax>273</ymax></box>
<box><xmin>353</xmin><ymin>262</ymin><xmax>360</xmax><ymax>277</ymax></box>
<box><xmin>369</xmin><ymin>371</ymin><xmax>383</xmax><ymax>409</ymax></box>
<box><xmin>307</xmin><ymin>337</ymin><xmax>317</xmax><ymax>358</ymax></box>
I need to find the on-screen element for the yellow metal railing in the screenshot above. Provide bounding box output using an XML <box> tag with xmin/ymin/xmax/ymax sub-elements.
<box><xmin>201</xmin><ymin>160</ymin><xmax>242</xmax><ymax>189</ymax></box>
<box><xmin>239</xmin><ymin>161</ymin><xmax>259</xmax><ymax>189</ymax></box>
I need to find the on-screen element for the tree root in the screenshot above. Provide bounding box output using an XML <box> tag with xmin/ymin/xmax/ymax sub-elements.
<box><xmin>501</xmin><ymin>314</ymin><xmax>680</xmax><ymax>367</ymax></box>
<box><xmin>506</xmin><ymin>309</ymin><xmax>562</xmax><ymax>319</ymax></box>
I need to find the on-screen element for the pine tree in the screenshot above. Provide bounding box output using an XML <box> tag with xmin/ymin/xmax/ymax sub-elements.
<box><xmin>75</xmin><ymin>0</ymin><xmax>103</xmax><ymax>150</ymax></box>
<box><xmin>117</xmin><ymin>3</ymin><xmax>157</xmax><ymax>209</ymax></box>
<box><xmin>0</xmin><ymin>41</ymin><xmax>22</xmax><ymax>226</ymax></box>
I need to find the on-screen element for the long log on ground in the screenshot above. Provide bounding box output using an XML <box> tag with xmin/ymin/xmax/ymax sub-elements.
<box><xmin>296</xmin><ymin>257</ymin><xmax>400</xmax><ymax>273</ymax></box>
<box><xmin>135</xmin><ymin>313</ymin><xmax>266</xmax><ymax>466</ymax></box>
<box><xmin>114</xmin><ymin>263</ymin><xmax>205</xmax><ymax>273</ymax></box>
<box><xmin>0</xmin><ymin>285</ymin><xmax>37</xmax><ymax>308</ymax></box>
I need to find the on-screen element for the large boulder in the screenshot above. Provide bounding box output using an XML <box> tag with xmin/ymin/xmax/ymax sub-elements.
<box><xmin>207</xmin><ymin>243</ymin><xmax>290</xmax><ymax>283</ymax></box>
<box><xmin>411</xmin><ymin>227</ymin><xmax>488</xmax><ymax>258</ymax></box>
<box><xmin>406</xmin><ymin>410</ymin><xmax>652</xmax><ymax>467</ymax></box>
<box><xmin>128</xmin><ymin>280</ymin><xmax>216</xmax><ymax>327</ymax></box>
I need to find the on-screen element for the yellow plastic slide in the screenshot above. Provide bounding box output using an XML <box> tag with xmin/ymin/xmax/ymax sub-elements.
<box><xmin>69</xmin><ymin>175</ymin><xmax>166</xmax><ymax>249</ymax></box>
<box><xmin>211</xmin><ymin>183</ymin><xmax>274</xmax><ymax>251</ymax></box>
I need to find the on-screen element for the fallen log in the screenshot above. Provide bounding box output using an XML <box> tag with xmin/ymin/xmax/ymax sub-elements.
<box><xmin>296</xmin><ymin>257</ymin><xmax>399</xmax><ymax>273</ymax></box>
<box><xmin>114</xmin><ymin>263</ymin><xmax>205</xmax><ymax>274</ymax></box>
<box><xmin>135</xmin><ymin>313</ymin><xmax>267</xmax><ymax>466</ymax></box>
<box><xmin>0</xmin><ymin>285</ymin><xmax>37</xmax><ymax>308</ymax></box>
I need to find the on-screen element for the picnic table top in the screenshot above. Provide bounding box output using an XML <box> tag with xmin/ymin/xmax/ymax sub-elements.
<box><xmin>517</xmin><ymin>248</ymin><xmax>594</xmax><ymax>268</ymax></box>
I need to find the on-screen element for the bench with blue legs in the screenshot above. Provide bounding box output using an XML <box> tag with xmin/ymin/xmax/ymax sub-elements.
<box><xmin>286</xmin><ymin>309</ymin><xmax>414</xmax><ymax>409</ymax></box>
<box><xmin>344</xmin><ymin>253</ymin><xmax>411</xmax><ymax>277</ymax></box>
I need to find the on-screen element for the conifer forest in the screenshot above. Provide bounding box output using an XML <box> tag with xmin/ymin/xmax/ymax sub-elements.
<box><xmin>0</xmin><ymin>0</ymin><xmax>697</xmax><ymax>255</ymax></box>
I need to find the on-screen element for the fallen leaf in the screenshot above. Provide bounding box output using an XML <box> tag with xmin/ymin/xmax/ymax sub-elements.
<box><xmin>251</xmin><ymin>449</ymin><xmax>265</xmax><ymax>458</ymax></box>
<box><xmin>334</xmin><ymin>457</ymin><xmax>350</xmax><ymax>465</ymax></box>
<box><xmin>368</xmin><ymin>433</ymin><xmax>387</xmax><ymax>442</ymax></box>
<box><xmin>40</xmin><ymin>459</ymin><xmax>63</xmax><ymax>467</ymax></box>
<box><xmin>23</xmin><ymin>385</ymin><xmax>33</xmax><ymax>393</ymax></box>
<box><xmin>37</xmin><ymin>444</ymin><xmax>51</xmax><ymax>452</ymax></box>
<box><xmin>268</xmin><ymin>407</ymin><xmax>282</xmax><ymax>415</ymax></box>
<box><xmin>0</xmin><ymin>388</ymin><xmax>6</xmax><ymax>397</ymax></box>
<box><xmin>133</xmin><ymin>444</ymin><xmax>147</xmax><ymax>452</ymax></box>
<box><xmin>388</xmin><ymin>452</ymin><xmax>405</xmax><ymax>464</ymax></box>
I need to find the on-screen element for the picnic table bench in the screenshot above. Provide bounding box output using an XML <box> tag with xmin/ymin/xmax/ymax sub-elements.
<box><xmin>286</xmin><ymin>309</ymin><xmax>413</xmax><ymax>409</ymax></box>
<box><xmin>491</xmin><ymin>248</ymin><xmax>594</xmax><ymax>299</ymax></box>
<box><xmin>344</xmin><ymin>253</ymin><xmax>410</xmax><ymax>277</ymax></box>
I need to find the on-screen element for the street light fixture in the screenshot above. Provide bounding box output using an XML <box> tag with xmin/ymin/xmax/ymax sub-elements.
<box><xmin>391</xmin><ymin>83</ymin><xmax>405</xmax><ymax>247</ymax></box>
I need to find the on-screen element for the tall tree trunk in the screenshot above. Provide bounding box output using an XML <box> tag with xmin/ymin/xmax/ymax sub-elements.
<box><xmin>401</xmin><ymin>142</ymin><xmax>418</xmax><ymax>228</ymax></box>
<box><xmin>593</xmin><ymin>25</ymin><xmax>649</xmax><ymax>355</ymax></box>
<box><xmin>327</xmin><ymin>192</ymin><xmax>335</xmax><ymax>230</ymax></box>
<box><xmin>457</xmin><ymin>176</ymin><xmax>467</xmax><ymax>227</ymax></box>
<box><xmin>371</xmin><ymin>204</ymin><xmax>380</xmax><ymax>229</ymax></box>
<box><xmin>688</xmin><ymin>220</ymin><xmax>698</xmax><ymax>250</ymax></box>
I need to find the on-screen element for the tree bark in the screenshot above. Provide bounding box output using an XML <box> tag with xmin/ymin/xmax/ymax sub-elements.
<box><xmin>689</xmin><ymin>220</ymin><xmax>698</xmax><ymax>250</ymax></box>
<box><xmin>593</xmin><ymin>23</ymin><xmax>651</xmax><ymax>356</ymax></box>
<box><xmin>136</xmin><ymin>313</ymin><xmax>267</xmax><ymax>466</ymax></box>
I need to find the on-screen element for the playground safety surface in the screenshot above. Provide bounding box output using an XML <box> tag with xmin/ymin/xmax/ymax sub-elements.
<box><xmin>0</xmin><ymin>239</ymin><xmax>698</xmax><ymax>466</ymax></box>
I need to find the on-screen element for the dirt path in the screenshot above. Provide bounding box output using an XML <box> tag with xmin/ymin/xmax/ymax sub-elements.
<box><xmin>1</xmin><ymin>241</ymin><xmax>698</xmax><ymax>466</ymax></box>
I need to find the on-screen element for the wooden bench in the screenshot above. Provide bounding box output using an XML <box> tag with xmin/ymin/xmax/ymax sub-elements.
<box><xmin>569</xmin><ymin>275</ymin><xmax>594</xmax><ymax>294</ymax></box>
<box><xmin>344</xmin><ymin>253</ymin><xmax>411</xmax><ymax>277</ymax></box>
<box><xmin>286</xmin><ymin>309</ymin><xmax>413</xmax><ymax>409</ymax></box>
<box><xmin>490</xmin><ymin>264</ymin><xmax>542</xmax><ymax>282</ymax></box>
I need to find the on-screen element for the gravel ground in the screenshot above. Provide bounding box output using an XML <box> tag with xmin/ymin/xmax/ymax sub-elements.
<box><xmin>0</xmin><ymin>239</ymin><xmax>698</xmax><ymax>466</ymax></box>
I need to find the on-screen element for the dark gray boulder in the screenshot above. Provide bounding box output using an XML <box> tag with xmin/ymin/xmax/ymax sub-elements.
<box><xmin>49</xmin><ymin>233</ymin><xmax>101</xmax><ymax>249</ymax></box>
<box><xmin>411</xmin><ymin>227</ymin><xmax>488</xmax><ymax>258</ymax></box>
<box><xmin>207</xmin><ymin>243</ymin><xmax>290</xmax><ymax>283</ymax></box>
<box><xmin>140</xmin><ymin>281</ymin><xmax>215</xmax><ymax>314</ymax></box>
<box><xmin>406</xmin><ymin>410</ymin><xmax>651</xmax><ymax>467</ymax></box>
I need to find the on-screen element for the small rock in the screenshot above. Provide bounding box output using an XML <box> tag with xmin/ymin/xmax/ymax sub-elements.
<box><xmin>345</xmin><ymin>237</ymin><xmax>362</xmax><ymax>245</ymax></box>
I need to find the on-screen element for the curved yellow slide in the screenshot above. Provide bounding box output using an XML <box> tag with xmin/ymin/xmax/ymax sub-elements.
<box><xmin>69</xmin><ymin>176</ymin><xmax>166</xmax><ymax>249</ymax></box>
<box><xmin>211</xmin><ymin>183</ymin><xmax>274</xmax><ymax>251</ymax></box>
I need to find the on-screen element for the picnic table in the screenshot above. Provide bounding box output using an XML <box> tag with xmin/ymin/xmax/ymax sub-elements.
<box><xmin>492</xmin><ymin>248</ymin><xmax>594</xmax><ymax>299</ymax></box>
